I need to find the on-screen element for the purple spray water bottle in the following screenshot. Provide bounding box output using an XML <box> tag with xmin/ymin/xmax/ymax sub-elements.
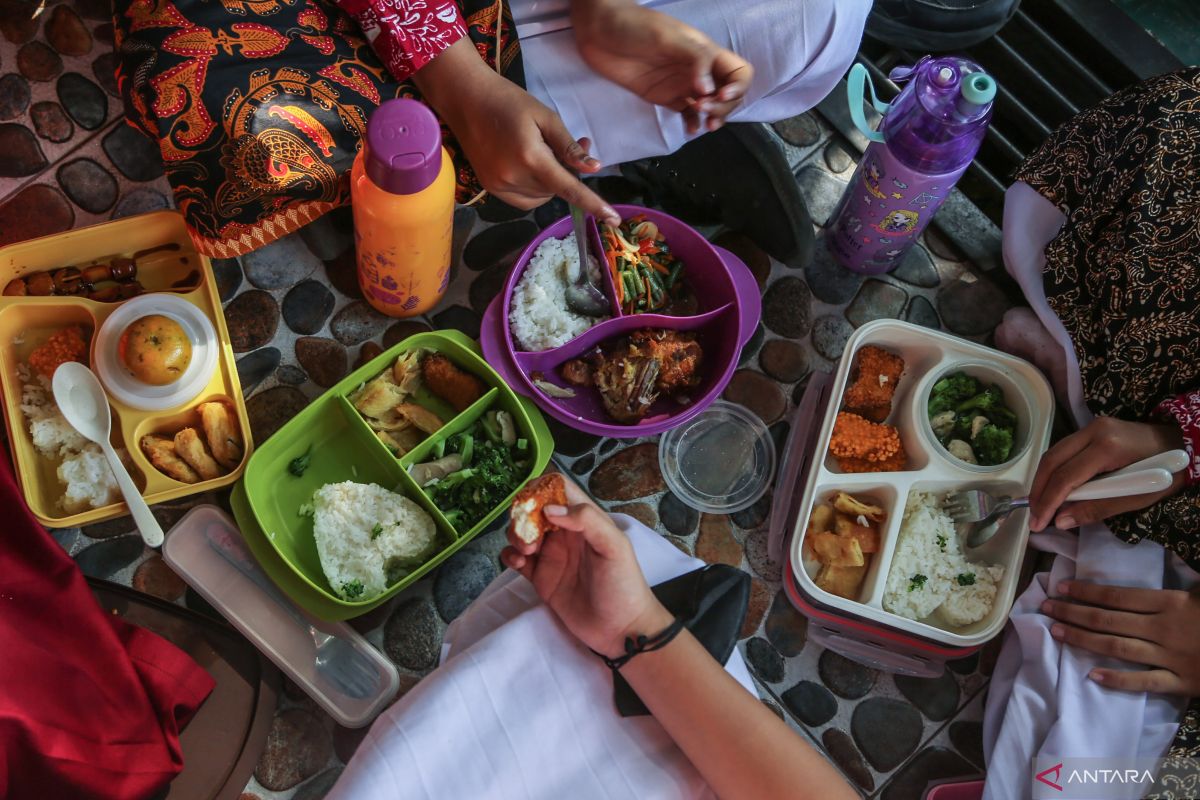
<box><xmin>827</xmin><ymin>57</ymin><xmax>996</xmax><ymax>275</ymax></box>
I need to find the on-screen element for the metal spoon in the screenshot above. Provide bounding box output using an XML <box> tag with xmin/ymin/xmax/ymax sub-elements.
<box><xmin>564</xmin><ymin>204</ymin><xmax>610</xmax><ymax>317</ymax></box>
<box><xmin>53</xmin><ymin>362</ymin><xmax>165</xmax><ymax>547</ymax></box>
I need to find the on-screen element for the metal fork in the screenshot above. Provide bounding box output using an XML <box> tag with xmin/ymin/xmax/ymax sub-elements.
<box><xmin>945</xmin><ymin>450</ymin><xmax>1188</xmax><ymax>548</ymax></box>
<box><xmin>207</xmin><ymin>528</ymin><xmax>381</xmax><ymax>700</ymax></box>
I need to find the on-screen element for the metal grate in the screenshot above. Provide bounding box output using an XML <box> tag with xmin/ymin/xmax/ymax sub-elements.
<box><xmin>852</xmin><ymin>0</ymin><xmax>1185</xmax><ymax>224</ymax></box>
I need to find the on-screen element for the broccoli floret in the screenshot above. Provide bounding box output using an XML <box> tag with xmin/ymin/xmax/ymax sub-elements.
<box><xmin>341</xmin><ymin>580</ymin><xmax>365</xmax><ymax>599</ymax></box>
<box><xmin>928</xmin><ymin>373</ymin><xmax>981</xmax><ymax>415</ymax></box>
<box><xmin>955</xmin><ymin>384</ymin><xmax>1005</xmax><ymax>415</ymax></box>
<box><xmin>972</xmin><ymin>423</ymin><xmax>1014</xmax><ymax>465</ymax></box>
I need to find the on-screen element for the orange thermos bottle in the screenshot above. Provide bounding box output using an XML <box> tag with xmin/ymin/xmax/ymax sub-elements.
<box><xmin>350</xmin><ymin>99</ymin><xmax>455</xmax><ymax>317</ymax></box>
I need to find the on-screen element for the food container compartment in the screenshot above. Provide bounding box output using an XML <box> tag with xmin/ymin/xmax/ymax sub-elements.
<box><xmin>244</xmin><ymin>391</ymin><xmax>455</xmax><ymax>603</ymax></box>
<box><xmin>0</xmin><ymin>211</ymin><xmax>253</xmax><ymax>528</ymax></box>
<box><xmin>404</xmin><ymin>392</ymin><xmax>540</xmax><ymax>539</ymax></box>
<box><xmin>163</xmin><ymin>505</ymin><xmax>400</xmax><ymax>728</ymax></box>
<box><xmin>480</xmin><ymin>204</ymin><xmax>761</xmax><ymax>438</ymax></box>
<box><xmin>128</xmin><ymin>394</ymin><xmax>248</xmax><ymax>494</ymax></box>
<box><xmin>514</xmin><ymin>307</ymin><xmax>741</xmax><ymax>435</ymax></box>
<box><xmin>916</xmin><ymin>360</ymin><xmax>1036</xmax><ymax>472</ymax></box>
<box><xmin>789</xmin><ymin>319</ymin><xmax>1054</xmax><ymax>648</ymax></box>
<box><xmin>799</xmin><ymin>482</ymin><xmax>902</xmax><ymax>605</ymax></box>
<box><xmin>241</xmin><ymin>330</ymin><xmax>553</xmax><ymax>620</ymax></box>
<box><xmin>820</xmin><ymin>335</ymin><xmax>943</xmax><ymax>476</ymax></box>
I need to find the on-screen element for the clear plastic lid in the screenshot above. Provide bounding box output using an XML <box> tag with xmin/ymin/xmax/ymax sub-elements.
<box><xmin>163</xmin><ymin>505</ymin><xmax>400</xmax><ymax>728</ymax></box>
<box><xmin>658</xmin><ymin>400</ymin><xmax>776</xmax><ymax>514</ymax></box>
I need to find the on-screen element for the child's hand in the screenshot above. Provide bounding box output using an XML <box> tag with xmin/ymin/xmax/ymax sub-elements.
<box><xmin>571</xmin><ymin>0</ymin><xmax>753</xmax><ymax>134</ymax></box>
<box><xmin>1029</xmin><ymin>417</ymin><xmax>1186</xmax><ymax>531</ymax></box>
<box><xmin>416</xmin><ymin>41</ymin><xmax>619</xmax><ymax>224</ymax></box>
<box><xmin>1043</xmin><ymin>581</ymin><xmax>1200</xmax><ymax>696</ymax></box>
<box><xmin>501</xmin><ymin>476</ymin><xmax>671</xmax><ymax>659</ymax></box>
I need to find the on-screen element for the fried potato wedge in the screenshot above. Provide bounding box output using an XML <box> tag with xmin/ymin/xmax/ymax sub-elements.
<box><xmin>815</xmin><ymin>564</ymin><xmax>868</xmax><ymax>600</ymax></box>
<box><xmin>833</xmin><ymin>492</ymin><xmax>885</xmax><ymax>523</ymax></box>
<box><xmin>812</xmin><ymin>531</ymin><xmax>865</xmax><ymax>567</ymax></box>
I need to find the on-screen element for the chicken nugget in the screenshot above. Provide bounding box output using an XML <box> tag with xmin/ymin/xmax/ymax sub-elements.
<box><xmin>174</xmin><ymin>427</ymin><xmax>224</xmax><ymax>481</ymax></box>
<box><xmin>843</xmin><ymin>345</ymin><xmax>904</xmax><ymax>414</ymax></box>
<box><xmin>141</xmin><ymin>434</ymin><xmax>200</xmax><ymax>484</ymax></box>
<box><xmin>829</xmin><ymin>412</ymin><xmax>903</xmax><ymax>463</ymax></box>
<box><xmin>422</xmin><ymin>353</ymin><xmax>485</xmax><ymax>412</ymax></box>
<box><xmin>509</xmin><ymin>473</ymin><xmax>568</xmax><ymax>545</ymax></box>
<box><xmin>198</xmin><ymin>402</ymin><xmax>243</xmax><ymax>469</ymax></box>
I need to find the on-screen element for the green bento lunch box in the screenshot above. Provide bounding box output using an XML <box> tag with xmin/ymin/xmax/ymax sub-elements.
<box><xmin>236</xmin><ymin>330</ymin><xmax>554</xmax><ymax>620</ymax></box>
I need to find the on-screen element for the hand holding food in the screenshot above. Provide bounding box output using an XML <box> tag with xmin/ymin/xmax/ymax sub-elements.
<box><xmin>571</xmin><ymin>0</ymin><xmax>753</xmax><ymax>134</ymax></box>
<box><xmin>501</xmin><ymin>475</ymin><xmax>669</xmax><ymax>659</ymax></box>
<box><xmin>1042</xmin><ymin>580</ymin><xmax>1200</xmax><ymax>696</ymax></box>
<box><xmin>510</xmin><ymin>473</ymin><xmax>568</xmax><ymax>545</ymax></box>
<box><xmin>1028</xmin><ymin>416</ymin><xmax>1186</xmax><ymax>532</ymax></box>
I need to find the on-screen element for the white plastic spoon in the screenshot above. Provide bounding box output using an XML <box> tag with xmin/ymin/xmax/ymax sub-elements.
<box><xmin>53</xmin><ymin>362</ymin><xmax>164</xmax><ymax>547</ymax></box>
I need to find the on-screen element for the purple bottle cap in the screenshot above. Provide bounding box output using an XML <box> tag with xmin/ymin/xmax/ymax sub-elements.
<box><xmin>364</xmin><ymin>99</ymin><xmax>442</xmax><ymax>195</ymax></box>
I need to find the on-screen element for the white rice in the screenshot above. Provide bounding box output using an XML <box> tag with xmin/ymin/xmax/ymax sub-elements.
<box><xmin>509</xmin><ymin>233</ymin><xmax>608</xmax><ymax>351</ymax></box>
<box><xmin>882</xmin><ymin>491</ymin><xmax>1004</xmax><ymax>627</ymax></box>
<box><xmin>19</xmin><ymin>372</ymin><xmax>119</xmax><ymax>514</ymax></box>
<box><xmin>312</xmin><ymin>481</ymin><xmax>438</xmax><ymax>601</ymax></box>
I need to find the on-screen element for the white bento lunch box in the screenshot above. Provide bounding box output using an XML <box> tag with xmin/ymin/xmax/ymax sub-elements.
<box><xmin>783</xmin><ymin>319</ymin><xmax>1054</xmax><ymax>672</ymax></box>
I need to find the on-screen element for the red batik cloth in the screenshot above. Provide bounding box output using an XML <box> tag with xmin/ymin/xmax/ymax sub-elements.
<box><xmin>335</xmin><ymin>0</ymin><xmax>468</xmax><ymax>81</ymax></box>
<box><xmin>1158</xmin><ymin>389</ymin><xmax>1200</xmax><ymax>485</ymax></box>
<box><xmin>0</xmin><ymin>457</ymin><xmax>214</xmax><ymax>800</ymax></box>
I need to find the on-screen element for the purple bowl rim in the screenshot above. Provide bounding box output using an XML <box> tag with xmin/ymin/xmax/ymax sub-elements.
<box><xmin>497</xmin><ymin>204</ymin><xmax>744</xmax><ymax>437</ymax></box>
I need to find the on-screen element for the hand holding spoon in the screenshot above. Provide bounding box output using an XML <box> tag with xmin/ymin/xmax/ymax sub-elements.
<box><xmin>53</xmin><ymin>362</ymin><xmax>164</xmax><ymax>547</ymax></box>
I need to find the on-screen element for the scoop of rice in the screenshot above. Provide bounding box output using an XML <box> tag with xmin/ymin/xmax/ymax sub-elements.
<box><xmin>312</xmin><ymin>481</ymin><xmax>438</xmax><ymax>601</ymax></box>
<box><xmin>20</xmin><ymin>372</ymin><xmax>118</xmax><ymax>513</ymax></box>
<box><xmin>882</xmin><ymin>491</ymin><xmax>1004</xmax><ymax>627</ymax></box>
<box><xmin>509</xmin><ymin>233</ymin><xmax>608</xmax><ymax>351</ymax></box>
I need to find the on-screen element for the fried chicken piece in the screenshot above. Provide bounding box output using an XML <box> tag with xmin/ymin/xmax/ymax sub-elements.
<box><xmin>422</xmin><ymin>353</ymin><xmax>485</xmax><ymax>412</ymax></box>
<box><xmin>843</xmin><ymin>345</ymin><xmax>904</xmax><ymax>416</ymax></box>
<box><xmin>829</xmin><ymin>412</ymin><xmax>903</xmax><ymax>462</ymax></box>
<box><xmin>837</xmin><ymin>451</ymin><xmax>907</xmax><ymax>473</ymax></box>
<box><xmin>509</xmin><ymin>473</ymin><xmax>568</xmax><ymax>545</ymax></box>
<box><xmin>630</xmin><ymin>329</ymin><xmax>703</xmax><ymax>394</ymax></box>
<box><xmin>594</xmin><ymin>353</ymin><xmax>660</xmax><ymax>423</ymax></box>
<box><xmin>141</xmin><ymin>434</ymin><xmax>200</xmax><ymax>484</ymax></box>
<box><xmin>174</xmin><ymin>427</ymin><xmax>224</xmax><ymax>481</ymax></box>
<box><xmin>560</xmin><ymin>358</ymin><xmax>595</xmax><ymax>387</ymax></box>
<box><xmin>198</xmin><ymin>401</ymin><xmax>243</xmax><ymax>470</ymax></box>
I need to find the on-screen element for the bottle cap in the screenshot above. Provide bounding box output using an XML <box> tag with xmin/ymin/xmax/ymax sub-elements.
<box><xmin>960</xmin><ymin>72</ymin><xmax>997</xmax><ymax>106</ymax></box>
<box><xmin>364</xmin><ymin>99</ymin><xmax>443</xmax><ymax>195</ymax></box>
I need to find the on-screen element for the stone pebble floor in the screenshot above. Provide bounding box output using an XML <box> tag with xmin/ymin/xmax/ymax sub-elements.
<box><xmin>1</xmin><ymin>4</ymin><xmax>1023</xmax><ymax>798</ymax></box>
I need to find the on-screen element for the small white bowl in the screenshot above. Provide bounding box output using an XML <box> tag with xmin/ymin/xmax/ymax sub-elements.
<box><xmin>94</xmin><ymin>294</ymin><xmax>218</xmax><ymax>412</ymax></box>
<box><xmin>917</xmin><ymin>360</ymin><xmax>1033</xmax><ymax>472</ymax></box>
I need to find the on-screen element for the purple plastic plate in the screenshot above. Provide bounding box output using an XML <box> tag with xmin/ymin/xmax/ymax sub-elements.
<box><xmin>480</xmin><ymin>205</ymin><xmax>762</xmax><ymax>438</ymax></box>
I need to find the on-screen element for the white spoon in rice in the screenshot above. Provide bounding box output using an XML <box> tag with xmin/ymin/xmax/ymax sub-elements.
<box><xmin>53</xmin><ymin>362</ymin><xmax>164</xmax><ymax>548</ymax></box>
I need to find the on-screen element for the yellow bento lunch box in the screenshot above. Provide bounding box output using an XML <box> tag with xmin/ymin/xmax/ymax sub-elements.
<box><xmin>0</xmin><ymin>211</ymin><xmax>253</xmax><ymax>528</ymax></box>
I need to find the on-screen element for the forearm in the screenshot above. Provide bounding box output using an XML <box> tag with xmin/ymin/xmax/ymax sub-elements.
<box><xmin>411</xmin><ymin>39</ymin><xmax>495</xmax><ymax>131</ymax></box>
<box><xmin>620</xmin><ymin>606</ymin><xmax>854</xmax><ymax>800</ymax></box>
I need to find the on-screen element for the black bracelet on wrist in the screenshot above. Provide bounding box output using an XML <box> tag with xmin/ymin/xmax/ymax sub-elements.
<box><xmin>592</xmin><ymin>617</ymin><xmax>686</xmax><ymax>670</ymax></box>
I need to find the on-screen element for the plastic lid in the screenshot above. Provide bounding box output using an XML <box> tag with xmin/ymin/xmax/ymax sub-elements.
<box><xmin>93</xmin><ymin>293</ymin><xmax>218</xmax><ymax>412</ymax></box>
<box><xmin>960</xmin><ymin>71</ymin><xmax>997</xmax><ymax>105</ymax></box>
<box><xmin>658</xmin><ymin>400</ymin><xmax>776</xmax><ymax>514</ymax></box>
<box><xmin>163</xmin><ymin>505</ymin><xmax>400</xmax><ymax>728</ymax></box>
<box><xmin>364</xmin><ymin>99</ymin><xmax>443</xmax><ymax>195</ymax></box>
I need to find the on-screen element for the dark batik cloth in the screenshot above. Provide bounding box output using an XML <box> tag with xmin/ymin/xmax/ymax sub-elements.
<box><xmin>1014</xmin><ymin>68</ymin><xmax>1200</xmax><ymax>788</ymax></box>
<box><xmin>113</xmin><ymin>0</ymin><xmax>523</xmax><ymax>257</ymax></box>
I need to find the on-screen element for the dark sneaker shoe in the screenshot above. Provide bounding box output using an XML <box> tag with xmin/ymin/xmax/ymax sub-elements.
<box><xmin>620</xmin><ymin>123</ymin><xmax>814</xmax><ymax>267</ymax></box>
